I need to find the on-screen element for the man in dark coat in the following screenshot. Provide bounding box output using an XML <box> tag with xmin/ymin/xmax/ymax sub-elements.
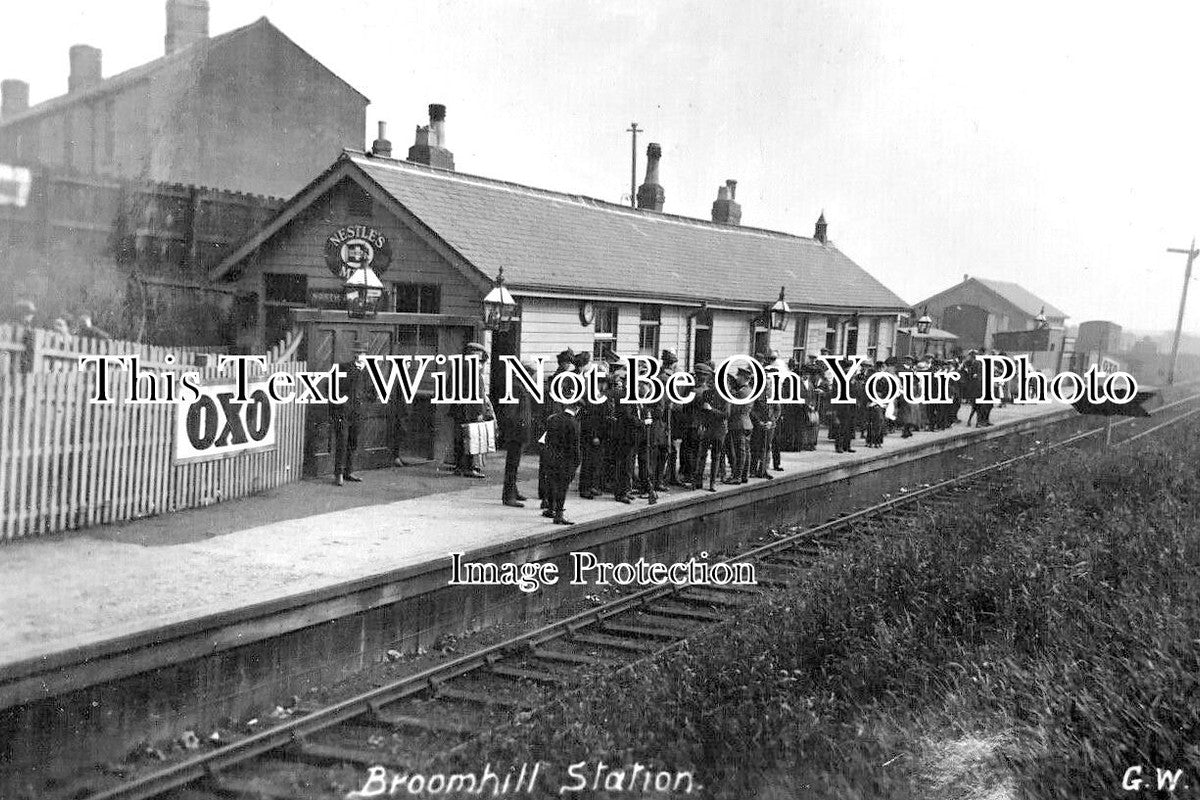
<box><xmin>691</xmin><ymin>363</ymin><xmax>728</xmax><ymax>492</ymax></box>
<box><xmin>750</xmin><ymin>364</ymin><xmax>782</xmax><ymax>478</ymax></box>
<box><xmin>539</xmin><ymin>349</ymin><xmax>576</xmax><ymax>507</ymax></box>
<box><xmin>724</xmin><ymin>364</ymin><xmax>754</xmax><ymax>484</ymax></box>
<box><xmin>833</xmin><ymin>359</ymin><xmax>861</xmax><ymax>454</ymax></box>
<box><xmin>540</xmin><ymin>401</ymin><xmax>582</xmax><ymax>525</ymax></box>
<box><xmin>497</xmin><ymin>359</ymin><xmax>535</xmax><ymax>507</ymax></box>
<box><xmin>330</xmin><ymin>343</ymin><xmax>375</xmax><ymax>485</ymax></box>
<box><xmin>609</xmin><ymin>366</ymin><xmax>641</xmax><ymax>504</ymax></box>
<box><xmin>577</xmin><ymin>365</ymin><xmax>611</xmax><ymax>499</ymax></box>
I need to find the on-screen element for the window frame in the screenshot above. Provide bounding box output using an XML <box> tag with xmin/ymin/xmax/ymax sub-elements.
<box><xmin>593</xmin><ymin>304</ymin><xmax>619</xmax><ymax>360</ymax></box>
<box><xmin>637</xmin><ymin>304</ymin><xmax>661</xmax><ymax>355</ymax></box>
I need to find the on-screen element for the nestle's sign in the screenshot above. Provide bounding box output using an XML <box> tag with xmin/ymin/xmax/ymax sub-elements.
<box><xmin>174</xmin><ymin>382</ymin><xmax>277</xmax><ymax>464</ymax></box>
<box><xmin>323</xmin><ymin>223</ymin><xmax>392</xmax><ymax>279</ymax></box>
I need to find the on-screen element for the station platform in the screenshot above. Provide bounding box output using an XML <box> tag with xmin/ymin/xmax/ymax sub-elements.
<box><xmin>1</xmin><ymin>402</ymin><xmax>1070</xmax><ymax>672</ymax></box>
<box><xmin>0</xmin><ymin>401</ymin><xmax>1086</xmax><ymax>775</ymax></box>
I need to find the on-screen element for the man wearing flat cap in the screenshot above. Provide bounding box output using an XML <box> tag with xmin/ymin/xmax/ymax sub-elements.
<box><xmin>330</xmin><ymin>342</ymin><xmax>374</xmax><ymax>485</ymax></box>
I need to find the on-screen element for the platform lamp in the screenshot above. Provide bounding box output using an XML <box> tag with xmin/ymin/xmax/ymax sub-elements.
<box><xmin>916</xmin><ymin>306</ymin><xmax>933</xmax><ymax>356</ymax></box>
<box><xmin>482</xmin><ymin>267</ymin><xmax>518</xmax><ymax>331</ymax></box>
<box><xmin>768</xmin><ymin>286</ymin><xmax>791</xmax><ymax>331</ymax></box>
<box><xmin>1035</xmin><ymin>306</ymin><xmax>1049</xmax><ymax>330</ymax></box>
<box><xmin>344</xmin><ymin>267</ymin><xmax>384</xmax><ymax>319</ymax></box>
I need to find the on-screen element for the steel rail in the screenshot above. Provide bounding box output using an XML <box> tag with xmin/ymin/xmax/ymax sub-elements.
<box><xmin>81</xmin><ymin>391</ymin><xmax>1200</xmax><ymax>800</ymax></box>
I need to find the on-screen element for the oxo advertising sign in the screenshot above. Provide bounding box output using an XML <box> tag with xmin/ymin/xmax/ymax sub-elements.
<box><xmin>174</xmin><ymin>382</ymin><xmax>276</xmax><ymax>464</ymax></box>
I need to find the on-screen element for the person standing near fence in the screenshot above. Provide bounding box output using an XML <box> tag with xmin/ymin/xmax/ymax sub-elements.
<box><xmin>331</xmin><ymin>342</ymin><xmax>372</xmax><ymax>486</ymax></box>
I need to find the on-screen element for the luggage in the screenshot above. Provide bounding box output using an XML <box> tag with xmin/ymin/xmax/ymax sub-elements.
<box><xmin>462</xmin><ymin>420</ymin><xmax>498</xmax><ymax>455</ymax></box>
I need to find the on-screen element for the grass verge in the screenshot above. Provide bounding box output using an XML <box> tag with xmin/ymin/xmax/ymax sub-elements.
<box><xmin>441</xmin><ymin>420</ymin><xmax>1200</xmax><ymax>799</ymax></box>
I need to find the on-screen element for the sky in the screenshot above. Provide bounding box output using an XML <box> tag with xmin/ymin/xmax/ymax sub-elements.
<box><xmin>2</xmin><ymin>0</ymin><xmax>1199</xmax><ymax>333</ymax></box>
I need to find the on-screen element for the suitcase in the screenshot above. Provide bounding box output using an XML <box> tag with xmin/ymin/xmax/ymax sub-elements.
<box><xmin>462</xmin><ymin>420</ymin><xmax>498</xmax><ymax>455</ymax></box>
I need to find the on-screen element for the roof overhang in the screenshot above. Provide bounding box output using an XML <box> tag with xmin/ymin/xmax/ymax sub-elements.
<box><xmin>210</xmin><ymin>156</ymin><xmax>494</xmax><ymax>296</ymax></box>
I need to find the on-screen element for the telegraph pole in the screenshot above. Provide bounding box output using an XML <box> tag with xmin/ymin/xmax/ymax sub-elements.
<box><xmin>1166</xmin><ymin>237</ymin><xmax>1198</xmax><ymax>385</ymax></box>
<box><xmin>626</xmin><ymin>122</ymin><xmax>641</xmax><ymax>208</ymax></box>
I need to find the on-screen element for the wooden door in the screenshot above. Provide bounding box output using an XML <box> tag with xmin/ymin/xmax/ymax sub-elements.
<box><xmin>303</xmin><ymin>321</ymin><xmax>396</xmax><ymax>477</ymax></box>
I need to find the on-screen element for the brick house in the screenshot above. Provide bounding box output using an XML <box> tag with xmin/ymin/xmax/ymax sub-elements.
<box><xmin>0</xmin><ymin>0</ymin><xmax>368</xmax><ymax>198</ymax></box>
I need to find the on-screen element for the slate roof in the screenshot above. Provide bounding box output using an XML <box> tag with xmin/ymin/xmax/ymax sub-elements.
<box><xmin>335</xmin><ymin>152</ymin><xmax>907</xmax><ymax>311</ymax></box>
<box><xmin>973</xmin><ymin>278</ymin><xmax>1067</xmax><ymax>320</ymax></box>
<box><xmin>0</xmin><ymin>18</ymin><xmax>367</xmax><ymax>129</ymax></box>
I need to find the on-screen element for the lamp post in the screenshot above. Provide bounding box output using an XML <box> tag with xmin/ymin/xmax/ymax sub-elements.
<box><xmin>482</xmin><ymin>267</ymin><xmax>518</xmax><ymax>331</ymax></box>
<box><xmin>916</xmin><ymin>306</ymin><xmax>932</xmax><ymax>356</ymax></box>
<box><xmin>344</xmin><ymin>267</ymin><xmax>384</xmax><ymax>318</ymax></box>
<box><xmin>1035</xmin><ymin>306</ymin><xmax>1048</xmax><ymax>330</ymax></box>
<box><xmin>768</xmin><ymin>286</ymin><xmax>791</xmax><ymax>331</ymax></box>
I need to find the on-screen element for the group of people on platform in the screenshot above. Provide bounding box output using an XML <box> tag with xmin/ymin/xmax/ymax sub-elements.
<box><xmin>481</xmin><ymin>345</ymin><xmax>1008</xmax><ymax>526</ymax></box>
<box><xmin>326</xmin><ymin>341</ymin><xmax>1009</xmax><ymax>524</ymax></box>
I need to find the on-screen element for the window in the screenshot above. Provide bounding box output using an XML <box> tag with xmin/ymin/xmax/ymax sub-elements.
<box><xmin>692</xmin><ymin>312</ymin><xmax>712</xmax><ymax>366</ymax></box>
<box><xmin>396</xmin><ymin>324</ymin><xmax>440</xmax><ymax>355</ymax></box>
<box><xmin>347</xmin><ymin>183</ymin><xmax>374</xmax><ymax>216</ymax></box>
<box><xmin>845</xmin><ymin>318</ymin><xmax>860</xmax><ymax>356</ymax></box>
<box><xmin>824</xmin><ymin>316</ymin><xmax>839</xmax><ymax>353</ymax></box>
<box><xmin>867</xmin><ymin>317</ymin><xmax>881</xmax><ymax>360</ymax></box>
<box><xmin>593</xmin><ymin>305</ymin><xmax>618</xmax><ymax>360</ymax></box>
<box><xmin>394</xmin><ymin>282</ymin><xmax>441</xmax><ymax>314</ymax></box>
<box><xmin>262</xmin><ymin>273</ymin><xmax>308</xmax><ymax>346</ymax></box>
<box><xmin>637</xmin><ymin>305</ymin><xmax>661</xmax><ymax>355</ymax></box>
<box><xmin>752</xmin><ymin>328</ymin><xmax>770</xmax><ymax>357</ymax></box>
<box><xmin>792</xmin><ymin>316</ymin><xmax>809</xmax><ymax>364</ymax></box>
<box><xmin>264</xmin><ymin>273</ymin><xmax>308</xmax><ymax>304</ymax></box>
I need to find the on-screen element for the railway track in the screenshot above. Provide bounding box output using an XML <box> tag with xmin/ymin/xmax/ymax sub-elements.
<box><xmin>70</xmin><ymin>393</ymin><xmax>1200</xmax><ymax>800</ymax></box>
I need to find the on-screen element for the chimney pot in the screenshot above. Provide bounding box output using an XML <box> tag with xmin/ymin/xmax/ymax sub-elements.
<box><xmin>636</xmin><ymin>142</ymin><xmax>665</xmax><ymax>211</ymax></box>
<box><xmin>1</xmin><ymin>79</ymin><xmax>29</xmax><ymax>120</ymax></box>
<box><xmin>712</xmin><ymin>181</ymin><xmax>741</xmax><ymax>225</ymax></box>
<box><xmin>407</xmin><ymin>103</ymin><xmax>455</xmax><ymax>170</ymax></box>
<box><xmin>371</xmin><ymin>121</ymin><xmax>392</xmax><ymax>157</ymax></box>
<box><xmin>165</xmin><ymin>0</ymin><xmax>210</xmax><ymax>55</ymax></box>
<box><xmin>814</xmin><ymin>211</ymin><xmax>828</xmax><ymax>244</ymax></box>
<box><xmin>68</xmin><ymin>45</ymin><xmax>102</xmax><ymax>93</ymax></box>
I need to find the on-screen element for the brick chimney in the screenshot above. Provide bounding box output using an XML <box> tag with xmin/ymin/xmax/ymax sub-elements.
<box><xmin>0</xmin><ymin>80</ymin><xmax>29</xmax><ymax>120</ymax></box>
<box><xmin>814</xmin><ymin>211</ymin><xmax>828</xmax><ymax>244</ymax></box>
<box><xmin>711</xmin><ymin>179</ymin><xmax>741</xmax><ymax>225</ymax></box>
<box><xmin>407</xmin><ymin>104</ymin><xmax>455</xmax><ymax>170</ymax></box>
<box><xmin>371</xmin><ymin>121</ymin><xmax>392</xmax><ymax>157</ymax></box>
<box><xmin>636</xmin><ymin>143</ymin><xmax>665</xmax><ymax>211</ymax></box>
<box><xmin>68</xmin><ymin>45</ymin><xmax>102</xmax><ymax>93</ymax></box>
<box><xmin>165</xmin><ymin>0</ymin><xmax>209</xmax><ymax>55</ymax></box>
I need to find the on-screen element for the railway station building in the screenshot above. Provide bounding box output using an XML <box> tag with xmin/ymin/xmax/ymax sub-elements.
<box><xmin>913</xmin><ymin>275</ymin><xmax>1068</xmax><ymax>353</ymax></box>
<box><xmin>211</xmin><ymin>107</ymin><xmax>910</xmax><ymax>475</ymax></box>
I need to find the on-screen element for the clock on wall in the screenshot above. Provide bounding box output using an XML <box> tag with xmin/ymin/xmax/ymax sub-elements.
<box><xmin>579</xmin><ymin>301</ymin><xmax>596</xmax><ymax>326</ymax></box>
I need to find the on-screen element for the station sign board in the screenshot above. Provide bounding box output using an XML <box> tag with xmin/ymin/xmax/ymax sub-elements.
<box><xmin>174</xmin><ymin>381</ymin><xmax>277</xmax><ymax>464</ymax></box>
